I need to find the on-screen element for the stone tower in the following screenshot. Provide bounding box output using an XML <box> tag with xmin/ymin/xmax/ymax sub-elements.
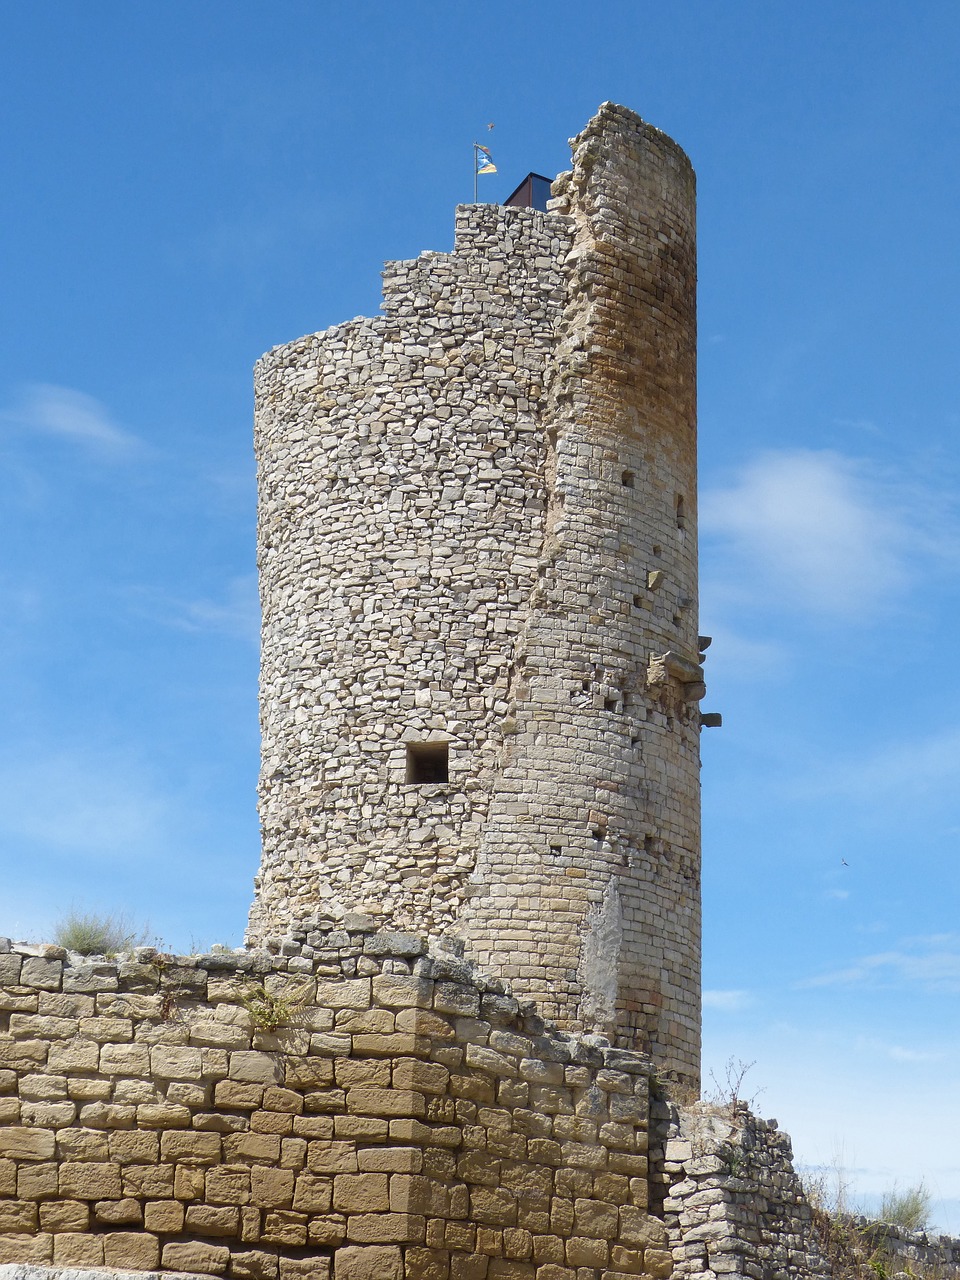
<box><xmin>250</xmin><ymin>103</ymin><xmax>704</xmax><ymax>1087</ymax></box>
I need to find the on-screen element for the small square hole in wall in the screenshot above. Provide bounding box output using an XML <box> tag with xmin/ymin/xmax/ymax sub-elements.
<box><xmin>406</xmin><ymin>742</ymin><xmax>449</xmax><ymax>784</ymax></box>
<box><xmin>621</xmin><ymin>469</ymin><xmax>636</xmax><ymax>488</ymax></box>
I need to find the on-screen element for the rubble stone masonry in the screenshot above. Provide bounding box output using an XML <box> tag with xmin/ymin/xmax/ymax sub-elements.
<box><xmin>250</xmin><ymin>103</ymin><xmax>703</xmax><ymax>1089</ymax></box>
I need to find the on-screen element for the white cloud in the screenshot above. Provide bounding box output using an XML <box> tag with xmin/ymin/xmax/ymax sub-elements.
<box><xmin>801</xmin><ymin>933</ymin><xmax>960</xmax><ymax>991</ymax></box>
<box><xmin>0</xmin><ymin>384</ymin><xmax>144</xmax><ymax>457</ymax></box>
<box><xmin>700</xmin><ymin>448</ymin><xmax>957</xmax><ymax>620</ymax></box>
<box><xmin>128</xmin><ymin>574</ymin><xmax>260</xmax><ymax>644</ymax></box>
<box><xmin>789</xmin><ymin>725</ymin><xmax>960</xmax><ymax>810</ymax></box>
<box><xmin>703</xmin><ymin>989</ymin><xmax>753</xmax><ymax>1012</ymax></box>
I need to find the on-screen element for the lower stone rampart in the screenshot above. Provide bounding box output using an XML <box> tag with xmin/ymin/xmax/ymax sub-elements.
<box><xmin>0</xmin><ymin>927</ymin><xmax>662</xmax><ymax>1280</ymax></box>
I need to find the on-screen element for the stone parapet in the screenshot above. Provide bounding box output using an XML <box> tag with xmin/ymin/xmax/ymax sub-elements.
<box><xmin>0</xmin><ymin>928</ymin><xmax>660</xmax><ymax>1279</ymax></box>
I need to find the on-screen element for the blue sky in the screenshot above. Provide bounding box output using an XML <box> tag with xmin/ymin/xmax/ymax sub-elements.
<box><xmin>3</xmin><ymin>0</ymin><xmax>959</xmax><ymax>1231</ymax></box>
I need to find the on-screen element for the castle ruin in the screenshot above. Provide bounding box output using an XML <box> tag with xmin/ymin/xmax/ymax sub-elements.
<box><xmin>249</xmin><ymin>102</ymin><xmax>704</xmax><ymax>1091</ymax></box>
<box><xmin>3</xmin><ymin>101</ymin><xmax>938</xmax><ymax>1280</ymax></box>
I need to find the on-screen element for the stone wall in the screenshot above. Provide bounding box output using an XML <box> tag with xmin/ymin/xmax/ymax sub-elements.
<box><xmin>0</xmin><ymin>928</ymin><xmax>664</xmax><ymax>1280</ymax></box>
<box><xmin>655</xmin><ymin>1101</ymin><xmax>833</xmax><ymax>1280</ymax></box>
<box><xmin>250</xmin><ymin>101</ymin><xmax>705</xmax><ymax>1088</ymax></box>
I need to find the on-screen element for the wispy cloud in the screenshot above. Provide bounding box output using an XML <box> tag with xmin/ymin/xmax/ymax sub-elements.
<box><xmin>801</xmin><ymin>933</ymin><xmax>960</xmax><ymax>991</ymax></box>
<box><xmin>703</xmin><ymin>989</ymin><xmax>753</xmax><ymax>1012</ymax></box>
<box><xmin>128</xmin><ymin>574</ymin><xmax>259</xmax><ymax>644</ymax></box>
<box><xmin>789</xmin><ymin>725</ymin><xmax>960</xmax><ymax>809</ymax></box>
<box><xmin>701</xmin><ymin>448</ymin><xmax>958</xmax><ymax>620</ymax></box>
<box><xmin>0</xmin><ymin>384</ymin><xmax>144</xmax><ymax>458</ymax></box>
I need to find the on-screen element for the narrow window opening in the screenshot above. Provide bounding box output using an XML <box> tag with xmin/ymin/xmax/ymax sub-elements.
<box><xmin>405</xmin><ymin>742</ymin><xmax>449</xmax><ymax>784</ymax></box>
<box><xmin>549</xmin><ymin>843</ymin><xmax>563</xmax><ymax>855</ymax></box>
<box><xmin>652</xmin><ymin>543</ymin><xmax>662</xmax><ymax>557</ymax></box>
<box><xmin>592</xmin><ymin>828</ymin><xmax>606</xmax><ymax>842</ymax></box>
<box><xmin>581</xmin><ymin>679</ymin><xmax>590</xmax><ymax>692</ymax></box>
<box><xmin>604</xmin><ymin>696</ymin><xmax>619</xmax><ymax>712</ymax></box>
<box><xmin>633</xmin><ymin>594</ymin><xmax>644</xmax><ymax>608</ymax></box>
<box><xmin>621</xmin><ymin>469</ymin><xmax>636</xmax><ymax>489</ymax></box>
<box><xmin>676</xmin><ymin>494</ymin><xmax>686</xmax><ymax>529</ymax></box>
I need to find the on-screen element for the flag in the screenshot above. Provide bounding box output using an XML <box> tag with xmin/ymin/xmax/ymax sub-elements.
<box><xmin>476</xmin><ymin>144</ymin><xmax>497</xmax><ymax>175</ymax></box>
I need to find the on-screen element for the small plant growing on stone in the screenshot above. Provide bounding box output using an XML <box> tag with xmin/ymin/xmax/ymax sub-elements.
<box><xmin>880</xmin><ymin>1181</ymin><xmax>932</xmax><ymax>1233</ymax></box>
<box><xmin>704</xmin><ymin>1057</ymin><xmax>763</xmax><ymax>1115</ymax></box>
<box><xmin>53</xmin><ymin>910</ymin><xmax>148</xmax><ymax>957</ymax></box>
<box><xmin>241</xmin><ymin>983</ymin><xmax>311</xmax><ymax>1032</ymax></box>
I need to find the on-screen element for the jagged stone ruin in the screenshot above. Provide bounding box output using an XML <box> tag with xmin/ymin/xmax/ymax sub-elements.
<box><xmin>1</xmin><ymin>102</ymin><xmax>958</xmax><ymax>1280</ymax></box>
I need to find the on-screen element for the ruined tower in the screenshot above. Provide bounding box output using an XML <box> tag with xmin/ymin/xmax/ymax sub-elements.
<box><xmin>250</xmin><ymin>103</ymin><xmax>703</xmax><ymax>1087</ymax></box>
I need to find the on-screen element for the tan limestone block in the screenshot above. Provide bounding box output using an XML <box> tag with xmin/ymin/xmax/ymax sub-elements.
<box><xmin>251</xmin><ymin>1165</ymin><xmax>296</xmax><ymax>1208</ymax></box>
<box><xmin>315</xmin><ymin>978</ymin><xmax>372</xmax><ymax>1009</ymax></box>
<box><xmin>0</xmin><ymin>1126</ymin><xmax>55</xmax><ymax>1160</ymax></box>
<box><xmin>230</xmin><ymin>1050</ymin><xmax>284</xmax><ymax>1084</ymax></box>
<box><xmin>346</xmin><ymin>1085</ymin><xmax>426</xmax><ymax>1119</ymax></box>
<box><xmin>0</xmin><ymin>1161</ymin><xmax>14</xmax><ymax>1196</ymax></box>
<box><xmin>174</xmin><ymin>1164</ymin><xmax>207</xmax><ymax>1200</ymax></box>
<box><xmin>264</xmin><ymin>1085</ymin><xmax>304</xmax><ymax>1113</ymax></box>
<box><xmin>293</xmin><ymin>1116</ymin><xmax>335</xmax><ymax>1139</ymax></box>
<box><xmin>404</xmin><ymin>1247</ymin><xmax>447</xmax><ymax>1280</ymax></box>
<box><xmin>572</xmin><ymin>1197</ymin><xmax>619</xmax><ymax>1238</ymax></box>
<box><xmin>0</xmin><ymin>1233</ymin><xmax>53</xmax><ymax>1264</ymax></box>
<box><xmin>78</xmin><ymin>1016</ymin><xmax>132</xmax><ymax>1042</ymax></box>
<box><xmin>39</xmin><ymin>1199</ymin><xmax>88</xmax><ymax>1232</ymax></box>
<box><xmin>205</xmin><ymin>1164</ymin><xmax>252</xmax><ymax>1205</ymax></box>
<box><xmin>226</xmin><ymin>1131</ymin><xmax>282</xmax><ymax>1163</ymax></box>
<box><xmin>395</xmin><ymin>1008</ymin><xmax>456</xmax><ymax>1038</ymax></box>
<box><xmin>334</xmin><ymin>1244</ymin><xmax>403</xmax><ymax>1280</ymax></box>
<box><xmin>449</xmin><ymin>1253</ymin><xmax>489</xmax><ymax>1280</ymax></box>
<box><xmin>351</xmin><ymin>1033</ymin><xmax>431</xmax><ymax>1057</ymax></box>
<box><xmin>372</xmin><ymin>973</ymin><xmax>433</xmax><ymax>1009</ymax></box>
<box><xmin>16</xmin><ymin>1161</ymin><xmax>58</xmax><ymax>1199</ymax></box>
<box><xmin>261</xmin><ymin>1209</ymin><xmax>308</xmax><ymax>1245</ymax></box>
<box><xmin>163</xmin><ymin>1240</ymin><xmax>231</xmax><ymax>1274</ymax></box>
<box><xmin>231</xmin><ymin>1248</ymin><xmax>280</xmax><ymax>1280</ymax></box>
<box><xmin>251</xmin><ymin>1110</ymin><xmax>292</xmax><ymax>1136</ymax></box>
<box><xmin>617</xmin><ymin>1206</ymin><xmax>667</xmax><ymax>1248</ymax></box>
<box><xmin>53</xmin><ymin>1234</ymin><xmax>105</xmax><ymax>1266</ymax></box>
<box><xmin>143</xmin><ymin>1198</ymin><xmax>185</xmax><ymax>1232</ymax></box>
<box><xmin>240</xmin><ymin>1204</ymin><xmax>262</xmax><ymax>1242</ymax></box>
<box><xmin>335</xmin><ymin>1009</ymin><xmax>395</xmax><ymax>1034</ymax></box>
<box><xmin>393</xmin><ymin>1058</ymin><xmax>450</xmax><ymax>1094</ymax></box>
<box><xmin>609</xmin><ymin>1244</ymin><xmax>647</xmax><ymax>1275</ymax></box>
<box><xmin>136</xmin><ymin>1102</ymin><xmax>192</xmax><ymax>1128</ymax></box>
<box><xmin>334</xmin><ymin>1172</ymin><xmax>389</xmax><ymax>1213</ymax></box>
<box><xmin>59</xmin><ymin>1160</ymin><xmax>122</xmax><ymax>1199</ymax></box>
<box><xmin>358</xmin><ymin>1145</ymin><xmax>422</xmax><ymax>1173</ymax></box>
<box><xmin>279</xmin><ymin>1258</ymin><xmax>331</xmax><ymax>1280</ymax></box>
<box><xmin>307</xmin><ymin>1214</ymin><xmax>347</xmax><ymax>1246</ymax></box>
<box><xmin>345</xmin><ymin>1211</ymin><xmax>426</xmax><ymax>1243</ymax></box>
<box><xmin>215</xmin><ymin>1079</ymin><xmax>265</xmax><ymax>1108</ymax></box>
<box><xmin>161</xmin><ymin>1128</ymin><xmax>222</xmax><ymax>1164</ymax></box>
<box><xmin>531</xmin><ymin>1268</ymin><xmax>574</xmax><ymax>1280</ymax></box>
<box><xmin>335</xmin><ymin>1059</ymin><xmax>391</xmax><ymax>1088</ymax></box>
<box><xmin>291</xmin><ymin>1173</ymin><xmax>333</xmax><ymax>1212</ymax></box>
<box><xmin>187</xmin><ymin>1204</ymin><xmax>242</xmax><ymax>1236</ymax></box>
<box><xmin>103</xmin><ymin>1230</ymin><xmax>160</xmax><ymax>1270</ymax></box>
<box><xmin>307</xmin><ymin>1140</ymin><xmax>358</xmax><ymax>1174</ymax></box>
<box><xmin>335</xmin><ymin>1115</ymin><xmax>389</xmax><ymax>1141</ymax></box>
<box><xmin>93</xmin><ymin>1197</ymin><xmax>142</xmax><ymax>1224</ymax></box>
<box><xmin>565</xmin><ymin>1235</ymin><xmax>608</xmax><ymax>1267</ymax></box>
<box><xmin>0</xmin><ymin>1201</ymin><xmax>38</xmax><ymax>1233</ymax></box>
<box><xmin>471</xmin><ymin>1185</ymin><xmax>518</xmax><ymax>1227</ymax></box>
<box><xmin>122</xmin><ymin>1163</ymin><xmax>175</xmax><ymax>1198</ymax></box>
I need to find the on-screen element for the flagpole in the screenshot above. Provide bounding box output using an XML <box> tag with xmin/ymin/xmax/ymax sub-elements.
<box><xmin>473</xmin><ymin>143</ymin><xmax>478</xmax><ymax>204</ymax></box>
